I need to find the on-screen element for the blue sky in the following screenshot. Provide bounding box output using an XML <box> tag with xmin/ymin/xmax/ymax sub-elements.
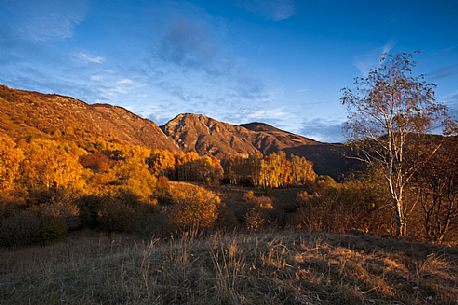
<box><xmin>1</xmin><ymin>0</ymin><xmax>457</xmax><ymax>142</ymax></box>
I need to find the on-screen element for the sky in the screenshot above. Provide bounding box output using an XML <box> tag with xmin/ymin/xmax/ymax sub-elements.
<box><xmin>1</xmin><ymin>0</ymin><xmax>457</xmax><ymax>142</ymax></box>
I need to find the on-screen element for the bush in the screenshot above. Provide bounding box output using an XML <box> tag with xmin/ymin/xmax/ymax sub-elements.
<box><xmin>159</xmin><ymin>182</ymin><xmax>220</xmax><ymax>230</ymax></box>
<box><xmin>97</xmin><ymin>199</ymin><xmax>137</xmax><ymax>233</ymax></box>
<box><xmin>288</xmin><ymin>181</ymin><xmax>394</xmax><ymax>235</ymax></box>
<box><xmin>251</xmin><ymin>196</ymin><xmax>273</xmax><ymax>209</ymax></box>
<box><xmin>38</xmin><ymin>215</ymin><xmax>68</xmax><ymax>243</ymax></box>
<box><xmin>243</xmin><ymin>191</ymin><xmax>255</xmax><ymax>202</ymax></box>
<box><xmin>216</xmin><ymin>202</ymin><xmax>238</xmax><ymax>228</ymax></box>
<box><xmin>0</xmin><ymin>211</ymin><xmax>41</xmax><ymax>247</ymax></box>
<box><xmin>296</xmin><ymin>191</ymin><xmax>309</xmax><ymax>205</ymax></box>
<box><xmin>243</xmin><ymin>191</ymin><xmax>273</xmax><ymax>209</ymax></box>
<box><xmin>240</xmin><ymin>191</ymin><xmax>274</xmax><ymax>229</ymax></box>
<box><xmin>75</xmin><ymin>195</ymin><xmax>103</xmax><ymax>228</ymax></box>
<box><xmin>244</xmin><ymin>208</ymin><xmax>265</xmax><ymax>230</ymax></box>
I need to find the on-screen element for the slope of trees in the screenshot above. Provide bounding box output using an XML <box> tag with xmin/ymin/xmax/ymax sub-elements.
<box><xmin>0</xmin><ymin>134</ymin><xmax>24</xmax><ymax>192</ymax></box>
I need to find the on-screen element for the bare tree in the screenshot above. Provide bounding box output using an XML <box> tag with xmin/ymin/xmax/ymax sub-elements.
<box><xmin>341</xmin><ymin>52</ymin><xmax>448</xmax><ymax>237</ymax></box>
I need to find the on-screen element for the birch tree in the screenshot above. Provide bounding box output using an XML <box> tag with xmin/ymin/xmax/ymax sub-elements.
<box><xmin>341</xmin><ymin>52</ymin><xmax>448</xmax><ymax>237</ymax></box>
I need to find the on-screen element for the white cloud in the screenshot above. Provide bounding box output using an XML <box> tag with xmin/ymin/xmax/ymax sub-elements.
<box><xmin>74</xmin><ymin>52</ymin><xmax>106</xmax><ymax>64</ymax></box>
<box><xmin>299</xmin><ymin>118</ymin><xmax>345</xmax><ymax>143</ymax></box>
<box><xmin>353</xmin><ymin>39</ymin><xmax>396</xmax><ymax>75</ymax></box>
<box><xmin>117</xmin><ymin>78</ymin><xmax>134</xmax><ymax>85</ymax></box>
<box><xmin>246</xmin><ymin>108</ymin><xmax>289</xmax><ymax>120</ymax></box>
<box><xmin>90</xmin><ymin>74</ymin><xmax>104</xmax><ymax>81</ymax></box>
<box><xmin>3</xmin><ymin>0</ymin><xmax>87</xmax><ymax>42</ymax></box>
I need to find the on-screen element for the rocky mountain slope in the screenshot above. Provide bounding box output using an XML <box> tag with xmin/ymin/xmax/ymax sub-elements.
<box><xmin>160</xmin><ymin>113</ymin><xmax>258</xmax><ymax>156</ymax></box>
<box><xmin>0</xmin><ymin>85</ymin><xmax>179</xmax><ymax>152</ymax></box>
<box><xmin>162</xmin><ymin>113</ymin><xmax>358</xmax><ymax>178</ymax></box>
<box><xmin>161</xmin><ymin>113</ymin><xmax>322</xmax><ymax>157</ymax></box>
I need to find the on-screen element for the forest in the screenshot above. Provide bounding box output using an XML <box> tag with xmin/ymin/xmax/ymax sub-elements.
<box><xmin>1</xmin><ymin>125</ymin><xmax>457</xmax><ymax>247</ymax></box>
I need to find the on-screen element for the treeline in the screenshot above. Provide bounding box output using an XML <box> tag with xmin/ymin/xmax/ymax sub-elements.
<box><xmin>147</xmin><ymin>150</ymin><xmax>317</xmax><ymax>188</ymax></box>
<box><xmin>147</xmin><ymin>150</ymin><xmax>223</xmax><ymax>183</ymax></box>
<box><xmin>0</xmin><ymin>133</ymin><xmax>321</xmax><ymax>246</ymax></box>
<box><xmin>224</xmin><ymin>152</ymin><xmax>317</xmax><ymax>188</ymax></box>
<box><xmin>0</xmin><ymin>133</ymin><xmax>318</xmax><ymax>199</ymax></box>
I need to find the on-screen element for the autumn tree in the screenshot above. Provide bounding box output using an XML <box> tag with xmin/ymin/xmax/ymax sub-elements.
<box><xmin>341</xmin><ymin>52</ymin><xmax>449</xmax><ymax>237</ymax></box>
<box><xmin>175</xmin><ymin>152</ymin><xmax>223</xmax><ymax>183</ymax></box>
<box><xmin>110</xmin><ymin>146</ymin><xmax>157</xmax><ymax>200</ymax></box>
<box><xmin>79</xmin><ymin>152</ymin><xmax>111</xmax><ymax>173</ymax></box>
<box><xmin>225</xmin><ymin>152</ymin><xmax>316</xmax><ymax>188</ymax></box>
<box><xmin>147</xmin><ymin>149</ymin><xmax>176</xmax><ymax>178</ymax></box>
<box><xmin>224</xmin><ymin>153</ymin><xmax>262</xmax><ymax>185</ymax></box>
<box><xmin>291</xmin><ymin>154</ymin><xmax>317</xmax><ymax>185</ymax></box>
<box><xmin>0</xmin><ymin>133</ymin><xmax>24</xmax><ymax>192</ymax></box>
<box><xmin>21</xmin><ymin>139</ymin><xmax>87</xmax><ymax>192</ymax></box>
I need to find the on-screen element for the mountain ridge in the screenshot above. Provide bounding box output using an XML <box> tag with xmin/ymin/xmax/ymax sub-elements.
<box><xmin>0</xmin><ymin>84</ymin><xmax>356</xmax><ymax>178</ymax></box>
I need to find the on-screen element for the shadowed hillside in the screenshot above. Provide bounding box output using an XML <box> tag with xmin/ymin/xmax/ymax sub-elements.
<box><xmin>162</xmin><ymin>113</ymin><xmax>359</xmax><ymax>178</ymax></box>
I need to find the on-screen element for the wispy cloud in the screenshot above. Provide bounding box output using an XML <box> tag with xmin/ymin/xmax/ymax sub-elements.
<box><xmin>426</xmin><ymin>64</ymin><xmax>458</xmax><ymax>80</ymax></box>
<box><xmin>2</xmin><ymin>0</ymin><xmax>87</xmax><ymax>42</ymax></box>
<box><xmin>441</xmin><ymin>91</ymin><xmax>458</xmax><ymax>118</ymax></box>
<box><xmin>353</xmin><ymin>40</ymin><xmax>396</xmax><ymax>75</ymax></box>
<box><xmin>246</xmin><ymin>108</ymin><xmax>289</xmax><ymax>120</ymax></box>
<box><xmin>138</xmin><ymin>3</ymin><xmax>283</xmax><ymax>126</ymax></box>
<box><xmin>238</xmin><ymin>0</ymin><xmax>296</xmax><ymax>21</ymax></box>
<box><xmin>299</xmin><ymin>118</ymin><xmax>345</xmax><ymax>143</ymax></box>
<box><xmin>0</xmin><ymin>0</ymin><xmax>290</xmax><ymax>131</ymax></box>
<box><xmin>74</xmin><ymin>52</ymin><xmax>106</xmax><ymax>64</ymax></box>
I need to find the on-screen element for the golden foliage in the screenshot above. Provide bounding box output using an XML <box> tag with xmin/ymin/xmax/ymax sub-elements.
<box><xmin>21</xmin><ymin>139</ymin><xmax>87</xmax><ymax>192</ymax></box>
<box><xmin>225</xmin><ymin>152</ymin><xmax>316</xmax><ymax>188</ymax></box>
<box><xmin>161</xmin><ymin>182</ymin><xmax>221</xmax><ymax>229</ymax></box>
<box><xmin>0</xmin><ymin>133</ymin><xmax>24</xmax><ymax>192</ymax></box>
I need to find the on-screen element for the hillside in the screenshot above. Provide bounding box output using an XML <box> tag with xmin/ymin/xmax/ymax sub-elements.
<box><xmin>0</xmin><ymin>85</ymin><xmax>179</xmax><ymax>152</ymax></box>
<box><xmin>241</xmin><ymin>122</ymin><xmax>321</xmax><ymax>153</ymax></box>
<box><xmin>0</xmin><ymin>85</ymin><xmax>359</xmax><ymax>178</ymax></box>
<box><xmin>160</xmin><ymin>113</ymin><xmax>259</xmax><ymax>156</ymax></box>
<box><xmin>161</xmin><ymin>114</ymin><xmax>322</xmax><ymax>158</ymax></box>
<box><xmin>162</xmin><ymin>113</ymin><xmax>359</xmax><ymax>178</ymax></box>
<box><xmin>1</xmin><ymin>231</ymin><xmax>457</xmax><ymax>305</ymax></box>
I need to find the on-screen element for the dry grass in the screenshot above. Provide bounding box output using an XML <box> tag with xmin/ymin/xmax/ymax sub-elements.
<box><xmin>1</xmin><ymin>230</ymin><xmax>457</xmax><ymax>305</ymax></box>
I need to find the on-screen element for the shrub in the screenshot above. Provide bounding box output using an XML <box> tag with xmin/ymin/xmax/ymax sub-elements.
<box><xmin>243</xmin><ymin>191</ymin><xmax>255</xmax><ymax>202</ymax></box>
<box><xmin>75</xmin><ymin>195</ymin><xmax>103</xmax><ymax>228</ymax></box>
<box><xmin>160</xmin><ymin>182</ymin><xmax>220</xmax><ymax>230</ymax></box>
<box><xmin>216</xmin><ymin>203</ymin><xmax>238</xmax><ymax>228</ymax></box>
<box><xmin>243</xmin><ymin>191</ymin><xmax>273</xmax><ymax>209</ymax></box>
<box><xmin>97</xmin><ymin>199</ymin><xmax>137</xmax><ymax>233</ymax></box>
<box><xmin>0</xmin><ymin>211</ymin><xmax>41</xmax><ymax>247</ymax></box>
<box><xmin>240</xmin><ymin>191</ymin><xmax>274</xmax><ymax>228</ymax></box>
<box><xmin>296</xmin><ymin>191</ymin><xmax>309</xmax><ymax>205</ymax></box>
<box><xmin>38</xmin><ymin>215</ymin><xmax>68</xmax><ymax>243</ymax></box>
<box><xmin>244</xmin><ymin>208</ymin><xmax>265</xmax><ymax>230</ymax></box>
<box><xmin>251</xmin><ymin>196</ymin><xmax>273</xmax><ymax>209</ymax></box>
<box><xmin>293</xmin><ymin>181</ymin><xmax>394</xmax><ymax>234</ymax></box>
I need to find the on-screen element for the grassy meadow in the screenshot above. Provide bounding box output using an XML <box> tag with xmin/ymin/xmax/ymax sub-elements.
<box><xmin>1</xmin><ymin>230</ymin><xmax>457</xmax><ymax>305</ymax></box>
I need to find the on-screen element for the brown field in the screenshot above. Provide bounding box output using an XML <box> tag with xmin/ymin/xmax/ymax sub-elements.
<box><xmin>1</xmin><ymin>230</ymin><xmax>457</xmax><ymax>305</ymax></box>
